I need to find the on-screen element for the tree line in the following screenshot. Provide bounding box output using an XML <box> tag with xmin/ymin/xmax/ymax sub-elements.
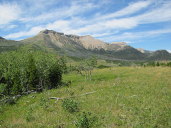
<box><xmin>143</xmin><ymin>61</ymin><xmax>171</xmax><ymax>67</ymax></box>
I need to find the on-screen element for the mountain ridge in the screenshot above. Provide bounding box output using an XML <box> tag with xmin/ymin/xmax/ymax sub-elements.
<box><xmin>1</xmin><ymin>29</ymin><xmax>171</xmax><ymax>61</ymax></box>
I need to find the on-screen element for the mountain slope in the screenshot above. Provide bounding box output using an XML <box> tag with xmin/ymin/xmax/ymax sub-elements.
<box><xmin>22</xmin><ymin>30</ymin><xmax>148</xmax><ymax>60</ymax></box>
<box><xmin>1</xmin><ymin>29</ymin><xmax>171</xmax><ymax>61</ymax></box>
<box><xmin>148</xmin><ymin>50</ymin><xmax>171</xmax><ymax>60</ymax></box>
<box><xmin>22</xmin><ymin>30</ymin><xmax>94</xmax><ymax>57</ymax></box>
<box><xmin>111</xmin><ymin>46</ymin><xmax>146</xmax><ymax>60</ymax></box>
<box><xmin>0</xmin><ymin>37</ymin><xmax>24</xmax><ymax>52</ymax></box>
<box><xmin>78</xmin><ymin>35</ymin><xmax>107</xmax><ymax>50</ymax></box>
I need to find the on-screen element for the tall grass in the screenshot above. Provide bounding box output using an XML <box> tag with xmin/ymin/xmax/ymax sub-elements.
<box><xmin>0</xmin><ymin>67</ymin><xmax>171</xmax><ymax>127</ymax></box>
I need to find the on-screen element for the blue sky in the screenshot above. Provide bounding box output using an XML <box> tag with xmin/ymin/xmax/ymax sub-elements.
<box><xmin>0</xmin><ymin>0</ymin><xmax>171</xmax><ymax>51</ymax></box>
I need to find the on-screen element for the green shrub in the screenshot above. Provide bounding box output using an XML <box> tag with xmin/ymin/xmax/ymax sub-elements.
<box><xmin>62</xmin><ymin>99</ymin><xmax>79</xmax><ymax>113</ymax></box>
<box><xmin>97</xmin><ymin>65</ymin><xmax>110</xmax><ymax>69</ymax></box>
<box><xmin>0</xmin><ymin>50</ymin><xmax>64</xmax><ymax>96</ymax></box>
<box><xmin>167</xmin><ymin>62</ymin><xmax>171</xmax><ymax>67</ymax></box>
<box><xmin>75</xmin><ymin>112</ymin><xmax>98</xmax><ymax>128</ymax></box>
<box><xmin>48</xmin><ymin>63</ymin><xmax>62</xmax><ymax>89</ymax></box>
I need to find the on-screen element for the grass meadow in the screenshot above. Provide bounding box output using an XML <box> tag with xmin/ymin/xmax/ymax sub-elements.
<box><xmin>0</xmin><ymin>67</ymin><xmax>171</xmax><ymax>128</ymax></box>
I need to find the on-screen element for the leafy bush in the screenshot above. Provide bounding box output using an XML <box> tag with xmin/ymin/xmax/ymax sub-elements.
<box><xmin>48</xmin><ymin>63</ymin><xmax>62</xmax><ymax>89</ymax></box>
<box><xmin>167</xmin><ymin>62</ymin><xmax>171</xmax><ymax>67</ymax></box>
<box><xmin>97</xmin><ymin>65</ymin><xmax>110</xmax><ymax>69</ymax></box>
<box><xmin>75</xmin><ymin>112</ymin><xmax>98</xmax><ymax>128</ymax></box>
<box><xmin>62</xmin><ymin>99</ymin><xmax>79</xmax><ymax>113</ymax></box>
<box><xmin>0</xmin><ymin>50</ymin><xmax>64</xmax><ymax>96</ymax></box>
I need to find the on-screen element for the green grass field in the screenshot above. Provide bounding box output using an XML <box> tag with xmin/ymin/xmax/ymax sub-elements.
<box><xmin>0</xmin><ymin>67</ymin><xmax>171</xmax><ymax>128</ymax></box>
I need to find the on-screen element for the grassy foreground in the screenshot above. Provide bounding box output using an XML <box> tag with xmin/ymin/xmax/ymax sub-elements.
<box><xmin>0</xmin><ymin>67</ymin><xmax>171</xmax><ymax>128</ymax></box>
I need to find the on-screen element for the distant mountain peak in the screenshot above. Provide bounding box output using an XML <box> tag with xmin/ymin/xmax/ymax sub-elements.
<box><xmin>155</xmin><ymin>50</ymin><xmax>169</xmax><ymax>54</ymax></box>
<box><xmin>65</xmin><ymin>34</ymin><xmax>79</xmax><ymax>39</ymax></box>
<box><xmin>111</xmin><ymin>42</ymin><xmax>127</xmax><ymax>45</ymax></box>
<box><xmin>83</xmin><ymin>35</ymin><xmax>92</xmax><ymax>37</ymax></box>
<box><xmin>39</xmin><ymin>29</ymin><xmax>64</xmax><ymax>35</ymax></box>
<box><xmin>18</xmin><ymin>29</ymin><xmax>171</xmax><ymax>61</ymax></box>
<box><xmin>81</xmin><ymin>35</ymin><xmax>95</xmax><ymax>39</ymax></box>
<box><xmin>79</xmin><ymin>35</ymin><xmax>106</xmax><ymax>49</ymax></box>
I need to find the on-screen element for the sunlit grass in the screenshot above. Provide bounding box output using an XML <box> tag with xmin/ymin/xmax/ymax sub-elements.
<box><xmin>0</xmin><ymin>67</ymin><xmax>171</xmax><ymax>127</ymax></box>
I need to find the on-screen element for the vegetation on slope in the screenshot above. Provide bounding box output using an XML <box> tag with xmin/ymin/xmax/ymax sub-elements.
<box><xmin>0</xmin><ymin>38</ymin><xmax>24</xmax><ymax>53</ymax></box>
<box><xmin>0</xmin><ymin>67</ymin><xmax>170</xmax><ymax>127</ymax></box>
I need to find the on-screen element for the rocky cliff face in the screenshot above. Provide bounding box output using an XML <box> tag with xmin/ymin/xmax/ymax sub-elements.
<box><xmin>78</xmin><ymin>35</ymin><xmax>107</xmax><ymax>50</ymax></box>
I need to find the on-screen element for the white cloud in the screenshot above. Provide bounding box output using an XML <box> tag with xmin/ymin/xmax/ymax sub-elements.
<box><xmin>92</xmin><ymin>32</ymin><xmax>118</xmax><ymax>38</ymax></box>
<box><xmin>66</xmin><ymin>0</ymin><xmax>171</xmax><ymax>38</ymax></box>
<box><xmin>20</xmin><ymin>1</ymin><xmax>97</xmax><ymax>22</ymax></box>
<box><xmin>0</xmin><ymin>24</ymin><xmax>18</xmax><ymax>29</ymax></box>
<box><xmin>7</xmin><ymin>24</ymin><xmax>18</xmax><ymax>29</ymax></box>
<box><xmin>4</xmin><ymin>17</ymin><xmax>138</xmax><ymax>39</ymax></box>
<box><xmin>99</xmin><ymin>0</ymin><xmax>153</xmax><ymax>19</ymax></box>
<box><xmin>47</xmin><ymin>20</ymin><xmax>70</xmax><ymax>32</ymax></box>
<box><xmin>5</xmin><ymin>26</ymin><xmax>44</xmax><ymax>39</ymax></box>
<box><xmin>167</xmin><ymin>50</ymin><xmax>171</xmax><ymax>53</ymax></box>
<box><xmin>4</xmin><ymin>0</ymin><xmax>171</xmax><ymax>41</ymax></box>
<box><xmin>102</xmin><ymin>28</ymin><xmax>171</xmax><ymax>42</ymax></box>
<box><xmin>24</xmin><ymin>0</ymin><xmax>59</xmax><ymax>10</ymax></box>
<box><xmin>0</xmin><ymin>3</ymin><xmax>21</xmax><ymax>25</ymax></box>
<box><xmin>135</xmin><ymin>1</ymin><xmax>171</xmax><ymax>24</ymax></box>
<box><xmin>55</xmin><ymin>0</ymin><xmax>171</xmax><ymax>35</ymax></box>
<box><xmin>61</xmin><ymin>17</ymin><xmax>138</xmax><ymax>35</ymax></box>
<box><xmin>75</xmin><ymin>0</ymin><xmax>171</xmax><ymax>35</ymax></box>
